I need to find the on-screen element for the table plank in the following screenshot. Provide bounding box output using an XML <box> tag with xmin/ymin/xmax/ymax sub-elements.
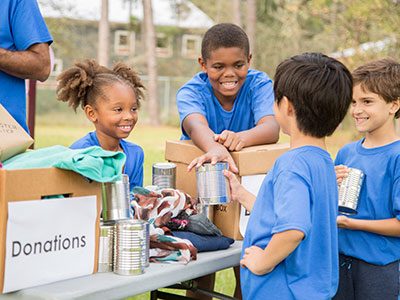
<box><xmin>0</xmin><ymin>241</ymin><xmax>242</xmax><ymax>300</ymax></box>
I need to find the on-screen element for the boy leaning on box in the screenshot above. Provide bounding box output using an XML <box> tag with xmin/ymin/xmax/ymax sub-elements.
<box><xmin>224</xmin><ymin>52</ymin><xmax>353</xmax><ymax>299</ymax></box>
<box><xmin>334</xmin><ymin>59</ymin><xmax>400</xmax><ymax>300</ymax></box>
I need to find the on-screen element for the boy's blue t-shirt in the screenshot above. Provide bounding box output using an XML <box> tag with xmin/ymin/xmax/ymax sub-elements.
<box><xmin>242</xmin><ymin>146</ymin><xmax>339</xmax><ymax>300</ymax></box>
<box><xmin>0</xmin><ymin>0</ymin><xmax>53</xmax><ymax>131</ymax></box>
<box><xmin>70</xmin><ymin>132</ymin><xmax>144</xmax><ymax>190</ymax></box>
<box><xmin>176</xmin><ymin>69</ymin><xmax>274</xmax><ymax>139</ymax></box>
<box><xmin>335</xmin><ymin>139</ymin><xmax>400</xmax><ymax>265</ymax></box>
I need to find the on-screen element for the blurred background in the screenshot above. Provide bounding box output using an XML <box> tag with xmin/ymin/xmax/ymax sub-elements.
<box><xmin>32</xmin><ymin>0</ymin><xmax>400</xmax><ymax>182</ymax></box>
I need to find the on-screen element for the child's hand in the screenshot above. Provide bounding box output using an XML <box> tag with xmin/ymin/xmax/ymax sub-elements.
<box><xmin>187</xmin><ymin>144</ymin><xmax>239</xmax><ymax>173</ymax></box>
<box><xmin>223</xmin><ymin>169</ymin><xmax>247</xmax><ymax>204</ymax></box>
<box><xmin>214</xmin><ymin>130</ymin><xmax>245</xmax><ymax>151</ymax></box>
<box><xmin>240</xmin><ymin>246</ymin><xmax>273</xmax><ymax>275</ymax></box>
<box><xmin>335</xmin><ymin>165</ymin><xmax>349</xmax><ymax>185</ymax></box>
<box><xmin>337</xmin><ymin>215</ymin><xmax>352</xmax><ymax>228</ymax></box>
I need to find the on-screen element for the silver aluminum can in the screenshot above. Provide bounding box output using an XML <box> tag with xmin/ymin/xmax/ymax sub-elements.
<box><xmin>196</xmin><ymin>162</ymin><xmax>230</xmax><ymax>205</ymax></box>
<box><xmin>338</xmin><ymin>167</ymin><xmax>364</xmax><ymax>215</ymax></box>
<box><xmin>101</xmin><ymin>174</ymin><xmax>131</xmax><ymax>221</ymax></box>
<box><xmin>98</xmin><ymin>222</ymin><xmax>114</xmax><ymax>272</ymax></box>
<box><xmin>152</xmin><ymin>162</ymin><xmax>176</xmax><ymax>189</ymax></box>
<box><xmin>113</xmin><ymin>219</ymin><xmax>149</xmax><ymax>276</ymax></box>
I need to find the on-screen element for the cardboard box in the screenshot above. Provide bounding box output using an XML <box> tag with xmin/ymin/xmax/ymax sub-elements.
<box><xmin>0</xmin><ymin>104</ymin><xmax>34</xmax><ymax>162</ymax></box>
<box><xmin>0</xmin><ymin>168</ymin><xmax>102</xmax><ymax>293</ymax></box>
<box><xmin>165</xmin><ymin>140</ymin><xmax>290</xmax><ymax>240</ymax></box>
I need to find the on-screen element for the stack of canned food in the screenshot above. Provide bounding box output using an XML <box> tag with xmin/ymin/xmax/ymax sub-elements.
<box><xmin>98</xmin><ymin>220</ymin><xmax>150</xmax><ymax>275</ymax></box>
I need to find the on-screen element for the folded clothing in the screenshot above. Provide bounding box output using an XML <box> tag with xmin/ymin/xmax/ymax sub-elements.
<box><xmin>3</xmin><ymin>145</ymin><xmax>125</xmax><ymax>183</ymax></box>
<box><xmin>187</xmin><ymin>213</ymin><xmax>222</xmax><ymax>236</ymax></box>
<box><xmin>172</xmin><ymin>231</ymin><xmax>234</xmax><ymax>252</ymax></box>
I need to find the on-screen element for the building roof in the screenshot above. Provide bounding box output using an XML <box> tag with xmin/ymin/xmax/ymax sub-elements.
<box><xmin>330</xmin><ymin>37</ymin><xmax>395</xmax><ymax>58</ymax></box>
<box><xmin>38</xmin><ymin>0</ymin><xmax>214</xmax><ymax>29</ymax></box>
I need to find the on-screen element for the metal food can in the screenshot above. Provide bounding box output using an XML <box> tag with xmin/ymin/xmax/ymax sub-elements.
<box><xmin>152</xmin><ymin>162</ymin><xmax>176</xmax><ymax>189</ymax></box>
<box><xmin>98</xmin><ymin>221</ymin><xmax>114</xmax><ymax>272</ymax></box>
<box><xmin>113</xmin><ymin>219</ymin><xmax>149</xmax><ymax>276</ymax></box>
<box><xmin>101</xmin><ymin>174</ymin><xmax>131</xmax><ymax>221</ymax></box>
<box><xmin>196</xmin><ymin>162</ymin><xmax>230</xmax><ymax>205</ymax></box>
<box><xmin>338</xmin><ymin>167</ymin><xmax>364</xmax><ymax>215</ymax></box>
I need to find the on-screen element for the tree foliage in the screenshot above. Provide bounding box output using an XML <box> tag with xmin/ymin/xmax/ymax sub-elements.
<box><xmin>192</xmin><ymin>0</ymin><xmax>399</xmax><ymax>73</ymax></box>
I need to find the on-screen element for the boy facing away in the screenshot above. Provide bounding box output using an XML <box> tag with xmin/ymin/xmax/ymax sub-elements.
<box><xmin>334</xmin><ymin>59</ymin><xmax>400</xmax><ymax>300</ymax></box>
<box><xmin>176</xmin><ymin>23</ymin><xmax>279</xmax><ymax>172</ymax></box>
<box><xmin>224</xmin><ymin>52</ymin><xmax>353</xmax><ymax>299</ymax></box>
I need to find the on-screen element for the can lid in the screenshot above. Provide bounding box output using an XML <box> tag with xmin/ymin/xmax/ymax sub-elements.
<box><xmin>196</xmin><ymin>162</ymin><xmax>229</xmax><ymax>172</ymax></box>
<box><xmin>153</xmin><ymin>162</ymin><xmax>176</xmax><ymax>175</ymax></box>
<box><xmin>153</xmin><ymin>162</ymin><xmax>176</xmax><ymax>169</ymax></box>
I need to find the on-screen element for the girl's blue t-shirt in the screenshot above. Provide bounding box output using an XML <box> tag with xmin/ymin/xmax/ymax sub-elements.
<box><xmin>70</xmin><ymin>132</ymin><xmax>144</xmax><ymax>190</ymax></box>
<box><xmin>242</xmin><ymin>146</ymin><xmax>339</xmax><ymax>300</ymax></box>
<box><xmin>335</xmin><ymin>139</ymin><xmax>400</xmax><ymax>265</ymax></box>
<box><xmin>176</xmin><ymin>69</ymin><xmax>274</xmax><ymax>139</ymax></box>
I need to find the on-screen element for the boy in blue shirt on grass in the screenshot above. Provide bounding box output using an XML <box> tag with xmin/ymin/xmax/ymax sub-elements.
<box><xmin>177</xmin><ymin>23</ymin><xmax>279</xmax><ymax>173</ymax></box>
<box><xmin>224</xmin><ymin>52</ymin><xmax>353</xmax><ymax>299</ymax></box>
<box><xmin>334</xmin><ymin>58</ymin><xmax>400</xmax><ymax>300</ymax></box>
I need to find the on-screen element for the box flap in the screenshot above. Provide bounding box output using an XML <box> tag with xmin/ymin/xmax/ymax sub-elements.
<box><xmin>165</xmin><ymin>140</ymin><xmax>290</xmax><ymax>175</ymax></box>
<box><xmin>165</xmin><ymin>140</ymin><xmax>204</xmax><ymax>164</ymax></box>
<box><xmin>232</xmin><ymin>143</ymin><xmax>290</xmax><ymax>176</ymax></box>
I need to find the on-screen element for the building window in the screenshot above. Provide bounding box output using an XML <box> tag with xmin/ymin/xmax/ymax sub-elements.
<box><xmin>156</xmin><ymin>33</ymin><xmax>173</xmax><ymax>58</ymax></box>
<box><xmin>182</xmin><ymin>34</ymin><xmax>201</xmax><ymax>58</ymax></box>
<box><xmin>114</xmin><ymin>30</ymin><xmax>135</xmax><ymax>56</ymax></box>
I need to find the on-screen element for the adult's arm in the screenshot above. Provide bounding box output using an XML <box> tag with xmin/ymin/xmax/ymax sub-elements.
<box><xmin>0</xmin><ymin>43</ymin><xmax>51</xmax><ymax>82</ymax></box>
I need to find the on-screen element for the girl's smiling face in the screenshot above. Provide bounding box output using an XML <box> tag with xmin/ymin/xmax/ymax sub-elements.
<box><xmin>89</xmin><ymin>82</ymin><xmax>138</xmax><ymax>142</ymax></box>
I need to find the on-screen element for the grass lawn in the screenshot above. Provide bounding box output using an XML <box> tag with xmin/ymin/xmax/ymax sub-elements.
<box><xmin>33</xmin><ymin>114</ymin><xmax>357</xmax><ymax>299</ymax></box>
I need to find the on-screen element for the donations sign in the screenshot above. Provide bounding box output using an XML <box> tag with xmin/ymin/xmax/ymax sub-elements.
<box><xmin>3</xmin><ymin>196</ymin><xmax>97</xmax><ymax>293</ymax></box>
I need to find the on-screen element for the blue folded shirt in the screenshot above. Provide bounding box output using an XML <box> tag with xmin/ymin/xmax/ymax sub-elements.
<box><xmin>172</xmin><ymin>231</ymin><xmax>234</xmax><ymax>252</ymax></box>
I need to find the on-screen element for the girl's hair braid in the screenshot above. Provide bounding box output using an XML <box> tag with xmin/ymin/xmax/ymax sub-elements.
<box><xmin>56</xmin><ymin>59</ymin><xmax>145</xmax><ymax>110</ymax></box>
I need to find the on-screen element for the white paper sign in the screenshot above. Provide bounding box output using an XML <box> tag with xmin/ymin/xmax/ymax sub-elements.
<box><xmin>239</xmin><ymin>174</ymin><xmax>266</xmax><ymax>237</ymax></box>
<box><xmin>4</xmin><ymin>196</ymin><xmax>97</xmax><ymax>293</ymax></box>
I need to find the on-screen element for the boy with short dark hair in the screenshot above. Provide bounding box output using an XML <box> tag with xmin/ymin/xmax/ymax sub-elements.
<box><xmin>177</xmin><ymin>23</ymin><xmax>279</xmax><ymax>172</ymax></box>
<box><xmin>224</xmin><ymin>52</ymin><xmax>353</xmax><ymax>299</ymax></box>
<box><xmin>334</xmin><ymin>58</ymin><xmax>400</xmax><ymax>300</ymax></box>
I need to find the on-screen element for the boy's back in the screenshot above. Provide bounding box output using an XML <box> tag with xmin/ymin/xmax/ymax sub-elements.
<box><xmin>242</xmin><ymin>146</ymin><xmax>338</xmax><ymax>299</ymax></box>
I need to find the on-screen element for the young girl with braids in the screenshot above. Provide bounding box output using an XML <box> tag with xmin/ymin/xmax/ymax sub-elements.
<box><xmin>56</xmin><ymin>59</ymin><xmax>145</xmax><ymax>190</ymax></box>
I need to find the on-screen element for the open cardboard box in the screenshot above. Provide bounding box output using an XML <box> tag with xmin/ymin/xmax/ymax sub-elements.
<box><xmin>0</xmin><ymin>167</ymin><xmax>102</xmax><ymax>293</ymax></box>
<box><xmin>165</xmin><ymin>140</ymin><xmax>289</xmax><ymax>240</ymax></box>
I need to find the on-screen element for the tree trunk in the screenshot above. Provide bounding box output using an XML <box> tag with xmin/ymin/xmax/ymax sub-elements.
<box><xmin>233</xmin><ymin>0</ymin><xmax>242</xmax><ymax>26</ymax></box>
<box><xmin>143</xmin><ymin>0</ymin><xmax>160</xmax><ymax>126</ymax></box>
<box><xmin>246</xmin><ymin>0</ymin><xmax>256</xmax><ymax>65</ymax></box>
<box><xmin>98</xmin><ymin>0</ymin><xmax>109</xmax><ymax>67</ymax></box>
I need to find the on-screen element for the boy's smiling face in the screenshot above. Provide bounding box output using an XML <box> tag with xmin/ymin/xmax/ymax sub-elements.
<box><xmin>351</xmin><ymin>84</ymin><xmax>399</xmax><ymax>135</ymax></box>
<box><xmin>199</xmin><ymin>47</ymin><xmax>251</xmax><ymax>106</ymax></box>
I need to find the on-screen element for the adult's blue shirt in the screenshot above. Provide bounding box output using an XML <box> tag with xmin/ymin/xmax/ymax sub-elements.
<box><xmin>0</xmin><ymin>0</ymin><xmax>53</xmax><ymax>132</ymax></box>
<box><xmin>176</xmin><ymin>69</ymin><xmax>274</xmax><ymax>140</ymax></box>
<box><xmin>335</xmin><ymin>139</ymin><xmax>400</xmax><ymax>265</ymax></box>
<box><xmin>70</xmin><ymin>132</ymin><xmax>144</xmax><ymax>191</ymax></box>
<box><xmin>242</xmin><ymin>146</ymin><xmax>339</xmax><ymax>300</ymax></box>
